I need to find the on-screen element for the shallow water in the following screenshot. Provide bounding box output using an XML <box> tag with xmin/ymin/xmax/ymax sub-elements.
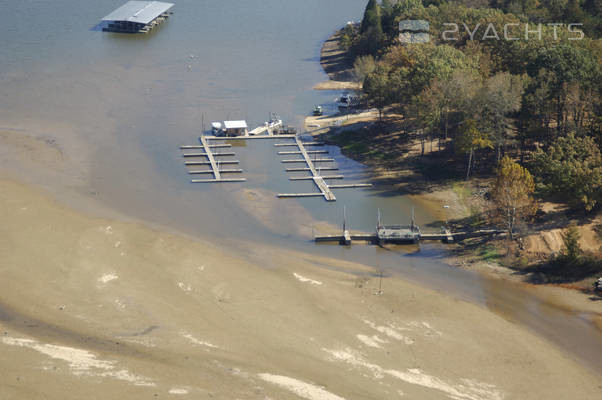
<box><xmin>1</xmin><ymin>0</ymin><xmax>600</xmax><ymax>373</ymax></box>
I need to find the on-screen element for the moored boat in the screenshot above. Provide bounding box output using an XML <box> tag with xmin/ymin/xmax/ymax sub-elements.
<box><xmin>337</xmin><ymin>92</ymin><xmax>360</xmax><ymax>112</ymax></box>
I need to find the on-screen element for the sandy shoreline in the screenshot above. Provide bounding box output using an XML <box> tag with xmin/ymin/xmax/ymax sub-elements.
<box><xmin>2</xmin><ymin>177</ymin><xmax>601</xmax><ymax>399</ymax></box>
<box><xmin>314</xmin><ymin>30</ymin><xmax>360</xmax><ymax>91</ymax></box>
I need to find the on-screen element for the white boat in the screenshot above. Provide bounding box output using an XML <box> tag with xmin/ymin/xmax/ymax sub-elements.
<box><xmin>211</xmin><ymin>122</ymin><xmax>222</xmax><ymax>135</ymax></box>
<box><xmin>337</xmin><ymin>92</ymin><xmax>360</xmax><ymax>112</ymax></box>
<box><xmin>248</xmin><ymin>113</ymin><xmax>283</xmax><ymax>135</ymax></box>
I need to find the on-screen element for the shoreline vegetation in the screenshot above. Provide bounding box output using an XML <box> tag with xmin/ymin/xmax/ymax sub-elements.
<box><xmin>310</xmin><ymin>21</ymin><xmax>601</xmax><ymax>309</ymax></box>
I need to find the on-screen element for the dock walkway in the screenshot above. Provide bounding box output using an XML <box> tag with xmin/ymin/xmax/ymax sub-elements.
<box><xmin>179</xmin><ymin>133</ymin><xmax>372</xmax><ymax>198</ymax></box>
<box><xmin>248</xmin><ymin>120</ymin><xmax>282</xmax><ymax>136</ymax></box>
<box><xmin>276</xmin><ymin>137</ymin><xmax>372</xmax><ymax>201</ymax></box>
<box><xmin>180</xmin><ymin>136</ymin><xmax>246</xmax><ymax>183</ymax></box>
<box><xmin>276</xmin><ymin>137</ymin><xmax>336</xmax><ymax>201</ymax></box>
<box><xmin>314</xmin><ymin>229</ymin><xmax>506</xmax><ymax>244</ymax></box>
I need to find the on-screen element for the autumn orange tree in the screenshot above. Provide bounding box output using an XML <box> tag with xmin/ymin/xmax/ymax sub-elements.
<box><xmin>491</xmin><ymin>156</ymin><xmax>537</xmax><ymax>240</ymax></box>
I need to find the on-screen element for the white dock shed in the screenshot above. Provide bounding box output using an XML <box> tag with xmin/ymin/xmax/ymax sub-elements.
<box><xmin>223</xmin><ymin>120</ymin><xmax>248</xmax><ymax>137</ymax></box>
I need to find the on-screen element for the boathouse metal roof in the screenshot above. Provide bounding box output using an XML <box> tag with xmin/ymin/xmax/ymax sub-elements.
<box><xmin>102</xmin><ymin>1</ymin><xmax>174</xmax><ymax>24</ymax></box>
<box><xmin>223</xmin><ymin>121</ymin><xmax>248</xmax><ymax>129</ymax></box>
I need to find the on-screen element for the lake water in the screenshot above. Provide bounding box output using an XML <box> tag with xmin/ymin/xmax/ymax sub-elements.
<box><xmin>1</xmin><ymin>0</ymin><xmax>600</xmax><ymax>373</ymax></box>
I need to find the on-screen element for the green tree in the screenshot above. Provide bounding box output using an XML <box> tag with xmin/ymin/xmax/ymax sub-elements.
<box><xmin>476</xmin><ymin>72</ymin><xmax>524</xmax><ymax>160</ymax></box>
<box><xmin>417</xmin><ymin>90</ymin><xmax>441</xmax><ymax>155</ymax></box>
<box><xmin>353</xmin><ymin>55</ymin><xmax>377</xmax><ymax>84</ymax></box>
<box><xmin>338</xmin><ymin>23</ymin><xmax>359</xmax><ymax>53</ymax></box>
<box><xmin>526</xmin><ymin>45</ymin><xmax>599</xmax><ymax>136</ymax></box>
<box><xmin>380</xmin><ymin>0</ymin><xmax>398</xmax><ymax>40</ymax></box>
<box><xmin>491</xmin><ymin>156</ymin><xmax>537</xmax><ymax>239</ymax></box>
<box><xmin>565</xmin><ymin>82</ymin><xmax>597</xmax><ymax>135</ymax></box>
<box><xmin>404</xmin><ymin>44</ymin><xmax>473</xmax><ymax>97</ymax></box>
<box><xmin>541</xmin><ymin>0</ymin><xmax>569</xmax><ymax>20</ymax></box>
<box><xmin>560</xmin><ymin>224</ymin><xmax>582</xmax><ymax>262</ymax></box>
<box><xmin>394</xmin><ymin>0</ymin><xmax>425</xmax><ymax>14</ymax></box>
<box><xmin>360</xmin><ymin>0</ymin><xmax>381</xmax><ymax>35</ymax></box>
<box><xmin>520</xmin><ymin>69</ymin><xmax>555</xmax><ymax>144</ymax></box>
<box><xmin>422</xmin><ymin>69</ymin><xmax>480</xmax><ymax>146</ymax></box>
<box><xmin>532</xmin><ymin>133</ymin><xmax>602</xmax><ymax>211</ymax></box>
<box><xmin>364</xmin><ymin>64</ymin><xmax>393</xmax><ymax>122</ymax></box>
<box><xmin>456</xmin><ymin>119</ymin><xmax>493</xmax><ymax>179</ymax></box>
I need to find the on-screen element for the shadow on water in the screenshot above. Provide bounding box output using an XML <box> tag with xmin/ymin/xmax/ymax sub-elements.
<box><xmin>90</xmin><ymin>18</ymin><xmax>170</xmax><ymax>36</ymax></box>
<box><xmin>89</xmin><ymin>22</ymin><xmax>108</xmax><ymax>32</ymax></box>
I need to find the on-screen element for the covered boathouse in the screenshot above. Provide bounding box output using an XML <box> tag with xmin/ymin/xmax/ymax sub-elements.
<box><xmin>222</xmin><ymin>121</ymin><xmax>249</xmax><ymax>137</ymax></box>
<box><xmin>102</xmin><ymin>1</ymin><xmax>174</xmax><ymax>33</ymax></box>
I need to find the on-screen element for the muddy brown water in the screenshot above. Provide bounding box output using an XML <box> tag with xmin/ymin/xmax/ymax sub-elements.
<box><xmin>0</xmin><ymin>0</ymin><xmax>600</xmax><ymax>375</ymax></box>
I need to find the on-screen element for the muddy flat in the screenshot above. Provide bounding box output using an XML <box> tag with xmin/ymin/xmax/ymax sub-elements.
<box><xmin>1</xmin><ymin>178</ymin><xmax>600</xmax><ymax>399</ymax></box>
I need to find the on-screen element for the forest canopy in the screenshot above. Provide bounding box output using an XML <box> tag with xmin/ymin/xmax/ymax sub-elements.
<box><xmin>342</xmin><ymin>0</ymin><xmax>601</xmax><ymax>213</ymax></box>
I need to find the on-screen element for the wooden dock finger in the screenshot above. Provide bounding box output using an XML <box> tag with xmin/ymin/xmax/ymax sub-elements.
<box><xmin>191</xmin><ymin>178</ymin><xmax>247</xmax><ymax>183</ymax></box>
<box><xmin>281</xmin><ymin>158</ymin><xmax>334</xmax><ymax>163</ymax></box>
<box><xmin>289</xmin><ymin>175</ymin><xmax>343</xmax><ymax>180</ymax></box>
<box><xmin>188</xmin><ymin>169</ymin><xmax>243</xmax><ymax>174</ymax></box>
<box><xmin>277</xmin><ymin>150</ymin><xmax>328</xmax><ymax>155</ymax></box>
<box><xmin>184</xmin><ymin>160</ymin><xmax>240</xmax><ymax>165</ymax></box>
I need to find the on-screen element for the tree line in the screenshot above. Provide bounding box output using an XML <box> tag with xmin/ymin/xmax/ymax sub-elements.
<box><xmin>342</xmin><ymin>0</ymin><xmax>601</xmax><ymax>215</ymax></box>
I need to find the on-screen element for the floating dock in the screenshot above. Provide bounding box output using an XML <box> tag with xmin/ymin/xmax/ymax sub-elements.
<box><xmin>208</xmin><ymin>135</ymin><xmax>296</xmax><ymax>140</ymax></box>
<box><xmin>180</xmin><ymin>136</ymin><xmax>246</xmax><ymax>183</ymax></box>
<box><xmin>248</xmin><ymin>119</ymin><xmax>283</xmax><ymax>136</ymax></box>
<box><xmin>274</xmin><ymin>142</ymin><xmax>324</xmax><ymax>147</ymax></box>
<box><xmin>315</xmin><ymin>229</ymin><xmax>506</xmax><ymax>245</ymax></box>
<box><xmin>179</xmin><ymin>130</ymin><xmax>372</xmax><ymax>199</ymax></box>
<box><xmin>276</xmin><ymin>137</ymin><xmax>372</xmax><ymax>201</ymax></box>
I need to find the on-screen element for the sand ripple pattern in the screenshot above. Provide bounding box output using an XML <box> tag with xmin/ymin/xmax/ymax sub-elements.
<box><xmin>258</xmin><ymin>373</ymin><xmax>345</xmax><ymax>400</ymax></box>
<box><xmin>2</xmin><ymin>336</ymin><xmax>154</xmax><ymax>386</ymax></box>
<box><xmin>323</xmin><ymin>348</ymin><xmax>503</xmax><ymax>400</ymax></box>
